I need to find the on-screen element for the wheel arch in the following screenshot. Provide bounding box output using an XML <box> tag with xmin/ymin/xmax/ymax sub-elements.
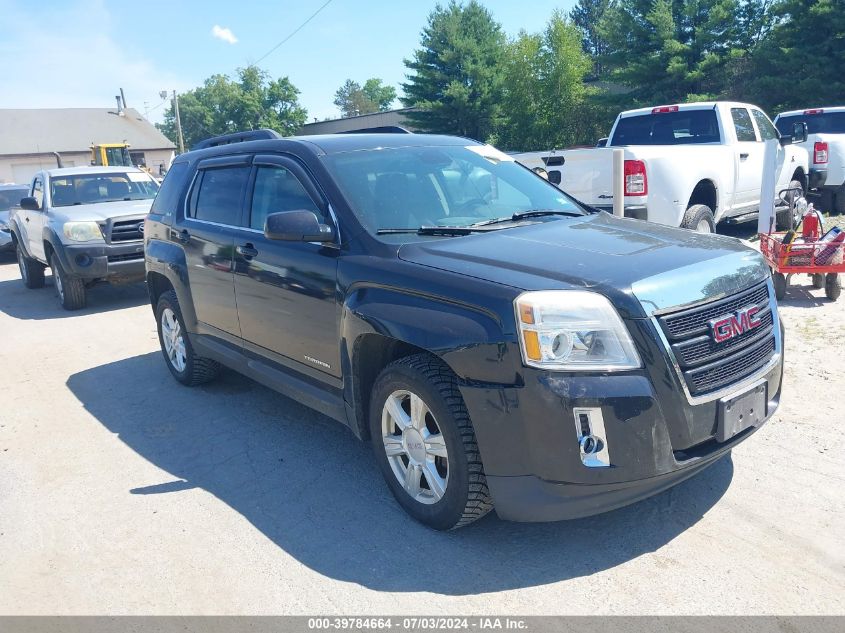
<box><xmin>341</xmin><ymin>285</ymin><xmax>517</xmax><ymax>441</ymax></box>
<box><xmin>687</xmin><ymin>179</ymin><xmax>718</xmax><ymax>214</ymax></box>
<box><xmin>791</xmin><ymin>167</ymin><xmax>807</xmax><ymax>192</ymax></box>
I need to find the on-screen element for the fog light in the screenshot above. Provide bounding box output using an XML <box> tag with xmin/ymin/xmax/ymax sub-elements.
<box><xmin>75</xmin><ymin>254</ymin><xmax>92</xmax><ymax>267</ymax></box>
<box><xmin>573</xmin><ymin>408</ymin><xmax>610</xmax><ymax>468</ymax></box>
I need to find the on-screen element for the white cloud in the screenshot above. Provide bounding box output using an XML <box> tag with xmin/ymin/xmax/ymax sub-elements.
<box><xmin>211</xmin><ymin>25</ymin><xmax>238</xmax><ymax>45</ymax></box>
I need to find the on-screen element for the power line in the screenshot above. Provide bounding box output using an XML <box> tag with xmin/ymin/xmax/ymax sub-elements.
<box><xmin>253</xmin><ymin>0</ymin><xmax>335</xmax><ymax>65</ymax></box>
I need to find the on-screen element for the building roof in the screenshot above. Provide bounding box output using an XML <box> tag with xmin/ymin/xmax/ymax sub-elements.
<box><xmin>0</xmin><ymin>108</ymin><xmax>176</xmax><ymax>156</ymax></box>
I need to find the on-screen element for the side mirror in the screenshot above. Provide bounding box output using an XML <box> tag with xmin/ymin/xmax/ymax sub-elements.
<box><xmin>20</xmin><ymin>196</ymin><xmax>40</xmax><ymax>211</ymax></box>
<box><xmin>596</xmin><ymin>137</ymin><xmax>608</xmax><ymax>148</ymax></box>
<box><xmin>779</xmin><ymin>121</ymin><xmax>808</xmax><ymax>146</ymax></box>
<box><xmin>264</xmin><ymin>210</ymin><xmax>333</xmax><ymax>242</ymax></box>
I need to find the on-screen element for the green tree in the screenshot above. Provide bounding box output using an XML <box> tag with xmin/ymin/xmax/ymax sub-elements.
<box><xmin>333</xmin><ymin>78</ymin><xmax>397</xmax><ymax>117</ymax></box>
<box><xmin>570</xmin><ymin>0</ymin><xmax>612</xmax><ymax>78</ymax></box>
<box><xmin>743</xmin><ymin>0</ymin><xmax>845</xmax><ymax>112</ymax></box>
<box><xmin>401</xmin><ymin>0</ymin><xmax>507</xmax><ymax>140</ymax></box>
<box><xmin>496</xmin><ymin>12</ymin><xmax>593</xmax><ymax>151</ymax></box>
<box><xmin>601</xmin><ymin>0</ymin><xmax>744</xmax><ymax>104</ymax></box>
<box><xmin>158</xmin><ymin>66</ymin><xmax>307</xmax><ymax>150</ymax></box>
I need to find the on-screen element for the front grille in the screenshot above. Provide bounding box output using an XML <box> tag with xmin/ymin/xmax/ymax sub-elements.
<box><xmin>107</xmin><ymin>252</ymin><xmax>144</xmax><ymax>263</ymax></box>
<box><xmin>660</xmin><ymin>283</ymin><xmax>769</xmax><ymax>339</ymax></box>
<box><xmin>110</xmin><ymin>219</ymin><xmax>144</xmax><ymax>242</ymax></box>
<box><xmin>657</xmin><ymin>280</ymin><xmax>777</xmax><ymax>397</ymax></box>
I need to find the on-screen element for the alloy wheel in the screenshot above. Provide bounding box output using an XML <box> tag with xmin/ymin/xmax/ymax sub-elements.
<box><xmin>381</xmin><ymin>389</ymin><xmax>449</xmax><ymax>505</ymax></box>
<box><xmin>161</xmin><ymin>307</ymin><xmax>187</xmax><ymax>373</ymax></box>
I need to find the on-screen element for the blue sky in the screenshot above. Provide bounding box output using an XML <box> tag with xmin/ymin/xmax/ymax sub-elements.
<box><xmin>0</xmin><ymin>0</ymin><xmax>576</xmax><ymax>124</ymax></box>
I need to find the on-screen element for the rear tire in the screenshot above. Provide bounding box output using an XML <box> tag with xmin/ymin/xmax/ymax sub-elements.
<box><xmin>50</xmin><ymin>254</ymin><xmax>86</xmax><ymax>310</ymax></box>
<box><xmin>16</xmin><ymin>244</ymin><xmax>45</xmax><ymax>289</ymax></box>
<box><xmin>777</xmin><ymin>179</ymin><xmax>805</xmax><ymax>230</ymax></box>
<box><xmin>369</xmin><ymin>354</ymin><xmax>493</xmax><ymax>530</ymax></box>
<box><xmin>681</xmin><ymin>204</ymin><xmax>716</xmax><ymax>233</ymax></box>
<box><xmin>825</xmin><ymin>273</ymin><xmax>841</xmax><ymax>301</ymax></box>
<box><xmin>835</xmin><ymin>186</ymin><xmax>845</xmax><ymax>215</ymax></box>
<box><xmin>155</xmin><ymin>290</ymin><xmax>221</xmax><ymax>386</ymax></box>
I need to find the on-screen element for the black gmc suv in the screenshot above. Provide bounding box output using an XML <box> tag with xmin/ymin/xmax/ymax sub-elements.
<box><xmin>144</xmin><ymin>130</ymin><xmax>784</xmax><ymax>530</ymax></box>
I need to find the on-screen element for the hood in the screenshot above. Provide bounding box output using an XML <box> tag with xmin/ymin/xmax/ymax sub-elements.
<box><xmin>50</xmin><ymin>200</ymin><xmax>152</xmax><ymax>223</ymax></box>
<box><xmin>398</xmin><ymin>213</ymin><xmax>769</xmax><ymax>318</ymax></box>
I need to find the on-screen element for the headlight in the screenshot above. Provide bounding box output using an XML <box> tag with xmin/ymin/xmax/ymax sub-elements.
<box><xmin>63</xmin><ymin>221</ymin><xmax>103</xmax><ymax>242</ymax></box>
<box><xmin>515</xmin><ymin>290</ymin><xmax>641</xmax><ymax>371</ymax></box>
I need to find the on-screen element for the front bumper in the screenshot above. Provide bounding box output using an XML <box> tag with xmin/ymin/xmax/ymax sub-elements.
<box><xmin>459</xmin><ymin>328</ymin><xmax>783</xmax><ymax>522</ymax></box>
<box><xmin>59</xmin><ymin>241</ymin><xmax>146</xmax><ymax>283</ymax></box>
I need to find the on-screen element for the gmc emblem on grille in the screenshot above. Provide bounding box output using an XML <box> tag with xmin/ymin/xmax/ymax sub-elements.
<box><xmin>710</xmin><ymin>306</ymin><xmax>762</xmax><ymax>343</ymax></box>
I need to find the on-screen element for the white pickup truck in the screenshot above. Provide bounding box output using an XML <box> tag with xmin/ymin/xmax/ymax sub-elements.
<box><xmin>775</xmin><ymin>107</ymin><xmax>844</xmax><ymax>214</ymax></box>
<box><xmin>514</xmin><ymin>102</ymin><xmax>819</xmax><ymax>232</ymax></box>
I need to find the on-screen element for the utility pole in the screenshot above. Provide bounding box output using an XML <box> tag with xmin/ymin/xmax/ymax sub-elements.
<box><xmin>173</xmin><ymin>90</ymin><xmax>185</xmax><ymax>154</ymax></box>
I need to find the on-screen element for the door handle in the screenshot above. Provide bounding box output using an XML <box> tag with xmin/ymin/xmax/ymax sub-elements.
<box><xmin>236</xmin><ymin>243</ymin><xmax>258</xmax><ymax>259</ymax></box>
<box><xmin>177</xmin><ymin>229</ymin><xmax>190</xmax><ymax>243</ymax></box>
<box><xmin>740</xmin><ymin>153</ymin><xmax>749</xmax><ymax>160</ymax></box>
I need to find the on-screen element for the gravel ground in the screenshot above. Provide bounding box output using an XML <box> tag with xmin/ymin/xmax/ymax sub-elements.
<box><xmin>0</xmin><ymin>249</ymin><xmax>843</xmax><ymax>615</ymax></box>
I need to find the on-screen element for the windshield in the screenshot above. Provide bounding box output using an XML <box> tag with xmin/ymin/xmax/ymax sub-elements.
<box><xmin>0</xmin><ymin>187</ymin><xmax>29</xmax><ymax>211</ymax></box>
<box><xmin>49</xmin><ymin>172</ymin><xmax>159</xmax><ymax>207</ymax></box>
<box><xmin>323</xmin><ymin>144</ymin><xmax>583</xmax><ymax>235</ymax></box>
<box><xmin>776</xmin><ymin>112</ymin><xmax>845</xmax><ymax>135</ymax></box>
<box><xmin>610</xmin><ymin>110</ymin><xmax>721</xmax><ymax>146</ymax></box>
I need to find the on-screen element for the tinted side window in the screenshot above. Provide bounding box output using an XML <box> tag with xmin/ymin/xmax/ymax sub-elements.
<box><xmin>250</xmin><ymin>166</ymin><xmax>320</xmax><ymax>231</ymax></box>
<box><xmin>190</xmin><ymin>166</ymin><xmax>250</xmax><ymax>225</ymax></box>
<box><xmin>731</xmin><ymin>108</ymin><xmax>758</xmax><ymax>142</ymax></box>
<box><xmin>150</xmin><ymin>162</ymin><xmax>190</xmax><ymax>215</ymax></box>
<box><xmin>752</xmin><ymin>109</ymin><xmax>778</xmax><ymax>141</ymax></box>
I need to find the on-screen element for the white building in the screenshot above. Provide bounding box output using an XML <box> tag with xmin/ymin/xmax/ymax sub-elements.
<box><xmin>0</xmin><ymin>108</ymin><xmax>176</xmax><ymax>184</ymax></box>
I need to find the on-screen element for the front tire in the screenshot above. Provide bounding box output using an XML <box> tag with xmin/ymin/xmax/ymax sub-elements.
<box><xmin>773</xmin><ymin>272</ymin><xmax>787</xmax><ymax>300</ymax></box>
<box><xmin>155</xmin><ymin>290</ymin><xmax>221</xmax><ymax>386</ymax></box>
<box><xmin>17</xmin><ymin>244</ymin><xmax>45</xmax><ymax>289</ymax></box>
<box><xmin>369</xmin><ymin>354</ymin><xmax>492</xmax><ymax>530</ymax></box>
<box><xmin>50</xmin><ymin>254</ymin><xmax>86</xmax><ymax>310</ymax></box>
<box><xmin>681</xmin><ymin>204</ymin><xmax>716</xmax><ymax>233</ymax></box>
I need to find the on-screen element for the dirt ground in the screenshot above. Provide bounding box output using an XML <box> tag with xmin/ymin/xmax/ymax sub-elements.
<box><xmin>0</xmin><ymin>245</ymin><xmax>843</xmax><ymax>615</ymax></box>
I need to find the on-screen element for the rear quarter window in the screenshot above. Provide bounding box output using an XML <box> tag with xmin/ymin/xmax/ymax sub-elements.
<box><xmin>150</xmin><ymin>162</ymin><xmax>191</xmax><ymax>217</ymax></box>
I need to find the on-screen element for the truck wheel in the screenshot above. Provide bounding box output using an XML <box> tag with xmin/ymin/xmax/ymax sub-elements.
<box><xmin>16</xmin><ymin>244</ymin><xmax>45</xmax><ymax>289</ymax></box>
<box><xmin>811</xmin><ymin>273</ymin><xmax>825</xmax><ymax>289</ymax></box>
<box><xmin>825</xmin><ymin>274</ymin><xmax>841</xmax><ymax>301</ymax></box>
<box><xmin>835</xmin><ymin>186</ymin><xmax>845</xmax><ymax>215</ymax></box>
<box><xmin>681</xmin><ymin>204</ymin><xmax>715</xmax><ymax>233</ymax></box>
<box><xmin>773</xmin><ymin>272</ymin><xmax>787</xmax><ymax>300</ymax></box>
<box><xmin>155</xmin><ymin>290</ymin><xmax>221</xmax><ymax>386</ymax></box>
<box><xmin>50</xmin><ymin>254</ymin><xmax>86</xmax><ymax>310</ymax></box>
<box><xmin>369</xmin><ymin>354</ymin><xmax>493</xmax><ymax>530</ymax></box>
<box><xmin>777</xmin><ymin>180</ymin><xmax>805</xmax><ymax>230</ymax></box>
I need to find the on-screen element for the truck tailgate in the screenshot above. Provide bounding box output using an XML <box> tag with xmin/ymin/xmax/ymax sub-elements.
<box><xmin>556</xmin><ymin>148</ymin><xmax>616</xmax><ymax>205</ymax></box>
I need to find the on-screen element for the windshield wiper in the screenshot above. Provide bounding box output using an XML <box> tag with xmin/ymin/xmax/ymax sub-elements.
<box><xmin>470</xmin><ymin>209</ymin><xmax>583</xmax><ymax>227</ymax></box>
<box><xmin>376</xmin><ymin>226</ymin><xmax>488</xmax><ymax>236</ymax></box>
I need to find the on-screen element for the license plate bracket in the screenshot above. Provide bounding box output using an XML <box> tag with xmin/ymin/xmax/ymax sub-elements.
<box><xmin>717</xmin><ymin>381</ymin><xmax>768</xmax><ymax>443</ymax></box>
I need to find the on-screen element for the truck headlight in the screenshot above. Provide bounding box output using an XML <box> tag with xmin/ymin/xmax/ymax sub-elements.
<box><xmin>63</xmin><ymin>221</ymin><xmax>103</xmax><ymax>242</ymax></box>
<box><xmin>515</xmin><ymin>291</ymin><xmax>641</xmax><ymax>371</ymax></box>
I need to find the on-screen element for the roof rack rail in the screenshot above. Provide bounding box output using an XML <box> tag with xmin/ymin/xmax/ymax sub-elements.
<box><xmin>192</xmin><ymin>129</ymin><xmax>282</xmax><ymax>151</ymax></box>
<box><xmin>339</xmin><ymin>126</ymin><xmax>412</xmax><ymax>134</ymax></box>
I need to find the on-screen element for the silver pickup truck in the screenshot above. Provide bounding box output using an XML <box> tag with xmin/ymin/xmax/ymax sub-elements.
<box><xmin>8</xmin><ymin>166</ymin><xmax>159</xmax><ymax>310</ymax></box>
